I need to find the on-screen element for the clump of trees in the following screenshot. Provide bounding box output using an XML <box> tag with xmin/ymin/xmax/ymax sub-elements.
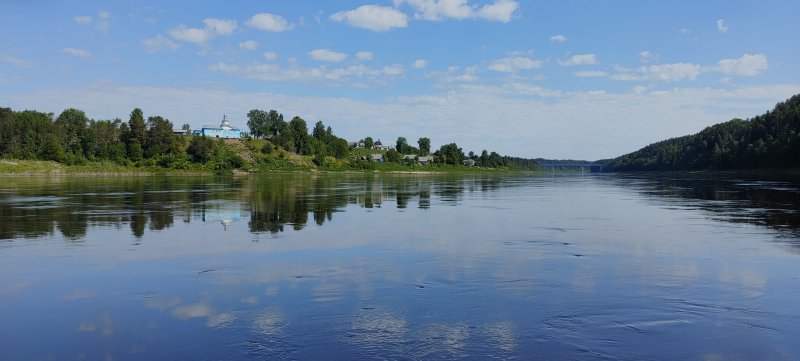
<box><xmin>0</xmin><ymin>107</ymin><xmax>242</xmax><ymax>171</ymax></box>
<box><xmin>609</xmin><ymin>93</ymin><xmax>800</xmax><ymax>171</ymax></box>
<box><xmin>246</xmin><ymin>108</ymin><xmax>350</xmax><ymax>166</ymax></box>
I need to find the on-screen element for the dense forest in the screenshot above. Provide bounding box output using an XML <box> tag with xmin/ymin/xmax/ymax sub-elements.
<box><xmin>608</xmin><ymin>94</ymin><xmax>800</xmax><ymax>171</ymax></box>
<box><xmin>0</xmin><ymin>106</ymin><xmax>541</xmax><ymax>173</ymax></box>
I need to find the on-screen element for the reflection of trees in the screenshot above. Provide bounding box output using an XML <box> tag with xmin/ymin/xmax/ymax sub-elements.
<box><xmin>0</xmin><ymin>174</ymin><xmax>510</xmax><ymax>240</ymax></box>
<box><xmin>620</xmin><ymin>173</ymin><xmax>800</xmax><ymax>241</ymax></box>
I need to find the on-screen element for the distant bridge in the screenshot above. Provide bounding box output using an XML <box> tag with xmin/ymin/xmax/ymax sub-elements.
<box><xmin>538</xmin><ymin>163</ymin><xmax>604</xmax><ymax>173</ymax></box>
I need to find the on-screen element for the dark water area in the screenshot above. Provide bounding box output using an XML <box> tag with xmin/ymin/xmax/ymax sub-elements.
<box><xmin>1</xmin><ymin>172</ymin><xmax>799</xmax><ymax>360</ymax></box>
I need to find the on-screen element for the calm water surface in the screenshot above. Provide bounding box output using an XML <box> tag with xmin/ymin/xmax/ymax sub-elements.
<box><xmin>1</xmin><ymin>173</ymin><xmax>799</xmax><ymax>360</ymax></box>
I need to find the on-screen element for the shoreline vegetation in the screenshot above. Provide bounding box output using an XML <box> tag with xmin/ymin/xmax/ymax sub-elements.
<box><xmin>0</xmin><ymin>158</ymin><xmax>533</xmax><ymax>176</ymax></box>
<box><xmin>3</xmin><ymin>93</ymin><xmax>797</xmax><ymax>177</ymax></box>
<box><xmin>0</xmin><ymin>106</ymin><xmax>541</xmax><ymax>176</ymax></box>
<box><xmin>605</xmin><ymin>94</ymin><xmax>800</xmax><ymax>171</ymax></box>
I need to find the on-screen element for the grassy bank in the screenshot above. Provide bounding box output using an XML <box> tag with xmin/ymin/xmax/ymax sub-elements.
<box><xmin>0</xmin><ymin>158</ymin><xmax>534</xmax><ymax>176</ymax></box>
<box><xmin>0</xmin><ymin>159</ymin><xmax>211</xmax><ymax>176</ymax></box>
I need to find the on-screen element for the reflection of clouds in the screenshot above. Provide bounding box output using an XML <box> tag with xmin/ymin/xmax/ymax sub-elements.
<box><xmin>207</xmin><ymin>313</ymin><xmax>236</xmax><ymax>328</ymax></box>
<box><xmin>172</xmin><ymin>302</ymin><xmax>213</xmax><ymax>319</ymax></box>
<box><xmin>252</xmin><ymin>309</ymin><xmax>287</xmax><ymax>336</ymax></box>
<box><xmin>74</xmin><ymin>313</ymin><xmax>113</xmax><ymax>335</ymax></box>
<box><xmin>63</xmin><ymin>288</ymin><xmax>97</xmax><ymax>300</ymax></box>
<box><xmin>169</xmin><ymin>301</ymin><xmax>237</xmax><ymax>328</ymax></box>
<box><xmin>142</xmin><ymin>295</ymin><xmax>182</xmax><ymax>311</ymax></box>
<box><xmin>483</xmin><ymin>321</ymin><xmax>516</xmax><ymax>353</ymax></box>
<box><xmin>720</xmin><ymin>265</ymin><xmax>767</xmax><ymax>298</ymax></box>
<box><xmin>101</xmin><ymin>312</ymin><xmax>113</xmax><ymax>336</ymax></box>
<box><xmin>312</xmin><ymin>282</ymin><xmax>345</xmax><ymax>302</ymax></box>
<box><xmin>77</xmin><ymin>322</ymin><xmax>96</xmax><ymax>332</ymax></box>
<box><xmin>241</xmin><ymin>296</ymin><xmax>259</xmax><ymax>305</ymax></box>
<box><xmin>348</xmin><ymin>308</ymin><xmax>408</xmax><ymax>352</ymax></box>
<box><xmin>416</xmin><ymin>323</ymin><xmax>470</xmax><ymax>358</ymax></box>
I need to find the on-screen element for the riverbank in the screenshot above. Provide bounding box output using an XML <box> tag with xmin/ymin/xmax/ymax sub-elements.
<box><xmin>0</xmin><ymin>159</ymin><xmax>533</xmax><ymax>176</ymax></box>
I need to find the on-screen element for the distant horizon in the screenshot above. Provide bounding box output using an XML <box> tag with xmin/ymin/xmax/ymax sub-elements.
<box><xmin>2</xmin><ymin>1</ymin><xmax>798</xmax><ymax>160</ymax></box>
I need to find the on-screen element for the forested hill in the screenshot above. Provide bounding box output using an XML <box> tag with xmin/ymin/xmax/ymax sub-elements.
<box><xmin>608</xmin><ymin>94</ymin><xmax>800</xmax><ymax>171</ymax></box>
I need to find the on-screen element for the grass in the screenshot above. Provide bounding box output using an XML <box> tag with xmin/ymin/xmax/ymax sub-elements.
<box><xmin>0</xmin><ymin>159</ymin><xmax>211</xmax><ymax>176</ymax></box>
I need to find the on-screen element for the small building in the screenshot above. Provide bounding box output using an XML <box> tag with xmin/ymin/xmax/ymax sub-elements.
<box><xmin>418</xmin><ymin>156</ymin><xmax>434</xmax><ymax>165</ymax></box>
<box><xmin>199</xmin><ymin>115</ymin><xmax>243</xmax><ymax>139</ymax></box>
<box><xmin>173</xmin><ymin>128</ymin><xmax>189</xmax><ymax>136</ymax></box>
<box><xmin>463</xmin><ymin>159</ymin><xmax>476</xmax><ymax>167</ymax></box>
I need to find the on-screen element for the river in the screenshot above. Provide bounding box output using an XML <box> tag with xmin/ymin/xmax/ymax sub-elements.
<box><xmin>1</xmin><ymin>172</ymin><xmax>799</xmax><ymax>360</ymax></box>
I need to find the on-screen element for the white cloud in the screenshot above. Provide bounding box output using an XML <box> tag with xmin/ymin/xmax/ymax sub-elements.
<box><xmin>638</xmin><ymin>51</ymin><xmax>658</xmax><ymax>63</ymax></box>
<box><xmin>168</xmin><ymin>18</ymin><xmax>236</xmax><ymax>45</ymax></box>
<box><xmin>476</xmin><ymin>0</ymin><xmax>519</xmax><ymax>22</ymax></box>
<box><xmin>397</xmin><ymin>0</ymin><xmax>519</xmax><ymax>22</ymax></box>
<box><xmin>74</xmin><ymin>15</ymin><xmax>92</xmax><ymax>25</ymax></box>
<box><xmin>263</xmin><ymin>52</ymin><xmax>278</xmax><ymax>61</ymax></box>
<box><xmin>0</xmin><ymin>53</ymin><xmax>33</xmax><ymax>67</ymax></box>
<box><xmin>632</xmin><ymin>85</ymin><xmax>648</xmax><ymax>94</ymax></box>
<box><xmin>412</xmin><ymin>59</ymin><xmax>428</xmax><ymax>69</ymax></box>
<box><xmin>382</xmin><ymin>64</ymin><xmax>405</xmax><ymax>76</ymax></box>
<box><xmin>488</xmin><ymin>56</ymin><xmax>543</xmax><ymax>72</ymax></box>
<box><xmin>246</xmin><ymin>13</ymin><xmax>293</xmax><ymax>32</ymax></box>
<box><xmin>239</xmin><ymin>40</ymin><xmax>258</xmax><ymax>50</ymax></box>
<box><xmin>717</xmin><ymin>19</ymin><xmax>728</xmax><ymax>33</ymax></box>
<box><xmin>141</xmin><ymin>35</ymin><xmax>179</xmax><ymax>53</ymax></box>
<box><xmin>401</xmin><ymin>0</ymin><xmax>473</xmax><ymax>20</ymax></box>
<box><xmin>558</xmin><ymin>54</ymin><xmax>597</xmax><ymax>66</ymax></box>
<box><xmin>612</xmin><ymin>63</ymin><xmax>702</xmax><ymax>82</ymax></box>
<box><xmin>210</xmin><ymin>61</ymin><xmax>405</xmax><ymax>84</ymax></box>
<box><xmin>169</xmin><ymin>26</ymin><xmax>210</xmax><ymax>44</ymax></box>
<box><xmin>62</xmin><ymin>48</ymin><xmax>93</xmax><ymax>58</ymax></box>
<box><xmin>96</xmin><ymin>11</ymin><xmax>110</xmax><ymax>33</ymax></box>
<box><xmin>203</xmin><ymin>18</ymin><xmax>237</xmax><ymax>35</ymax></box>
<box><xmin>680</xmin><ymin>27</ymin><xmax>690</xmax><ymax>34</ymax></box>
<box><xmin>356</xmin><ymin>51</ymin><xmax>374</xmax><ymax>61</ymax></box>
<box><xmin>428</xmin><ymin>65</ymin><xmax>479</xmax><ymax>82</ymax></box>
<box><xmin>574</xmin><ymin>70</ymin><xmax>607</xmax><ymax>78</ymax></box>
<box><xmin>717</xmin><ymin>54</ymin><xmax>768</xmax><ymax>76</ymax></box>
<box><xmin>330</xmin><ymin>5</ymin><xmax>408</xmax><ymax>32</ymax></box>
<box><xmin>549</xmin><ymin>34</ymin><xmax>567</xmax><ymax>42</ymax></box>
<box><xmin>309</xmin><ymin>49</ymin><xmax>347</xmax><ymax>62</ymax></box>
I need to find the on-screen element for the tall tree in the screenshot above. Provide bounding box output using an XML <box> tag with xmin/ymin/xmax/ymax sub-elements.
<box><xmin>145</xmin><ymin>115</ymin><xmax>176</xmax><ymax>157</ymax></box>
<box><xmin>437</xmin><ymin>143</ymin><xmax>464</xmax><ymax>165</ymax></box>
<box><xmin>267</xmin><ymin>110</ymin><xmax>286</xmax><ymax>138</ymax></box>
<box><xmin>54</xmin><ymin>108</ymin><xmax>88</xmax><ymax>155</ymax></box>
<box><xmin>312</xmin><ymin>120</ymin><xmax>327</xmax><ymax>141</ymax></box>
<box><xmin>288</xmin><ymin>116</ymin><xmax>310</xmax><ymax>155</ymax></box>
<box><xmin>128</xmin><ymin>108</ymin><xmax>147</xmax><ymax>160</ymax></box>
<box><xmin>246</xmin><ymin>109</ymin><xmax>268</xmax><ymax>139</ymax></box>
<box><xmin>418</xmin><ymin>137</ymin><xmax>431</xmax><ymax>156</ymax></box>
<box><xmin>363</xmin><ymin>137</ymin><xmax>374</xmax><ymax>149</ymax></box>
<box><xmin>396</xmin><ymin>136</ymin><xmax>408</xmax><ymax>153</ymax></box>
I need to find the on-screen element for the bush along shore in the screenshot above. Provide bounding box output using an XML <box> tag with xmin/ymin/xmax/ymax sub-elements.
<box><xmin>0</xmin><ymin>106</ymin><xmax>541</xmax><ymax>175</ymax></box>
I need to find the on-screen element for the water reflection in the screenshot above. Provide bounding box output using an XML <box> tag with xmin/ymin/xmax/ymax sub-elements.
<box><xmin>1</xmin><ymin>173</ymin><xmax>800</xmax><ymax>360</ymax></box>
<box><xmin>0</xmin><ymin>174</ymin><xmax>521</xmax><ymax>241</ymax></box>
<box><xmin>610</xmin><ymin>173</ymin><xmax>800</xmax><ymax>242</ymax></box>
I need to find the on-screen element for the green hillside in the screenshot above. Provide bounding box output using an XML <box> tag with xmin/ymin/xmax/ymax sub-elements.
<box><xmin>609</xmin><ymin>94</ymin><xmax>800</xmax><ymax>171</ymax></box>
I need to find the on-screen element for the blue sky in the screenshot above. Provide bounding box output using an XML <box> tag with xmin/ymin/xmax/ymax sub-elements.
<box><xmin>1</xmin><ymin>0</ymin><xmax>798</xmax><ymax>159</ymax></box>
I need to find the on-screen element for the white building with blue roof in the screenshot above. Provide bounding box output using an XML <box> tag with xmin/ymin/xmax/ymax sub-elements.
<box><xmin>193</xmin><ymin>115</ymin><xmax>243</xmax><ymax>139</ymax></box>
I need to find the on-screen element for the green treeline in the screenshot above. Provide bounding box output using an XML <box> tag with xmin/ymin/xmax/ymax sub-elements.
<box><xmin>609</xmin><ymin>94</ymin><xmax>800</xmax><ymax>171</ymax></box>
<box><xmin>244</xmin><ymin>107</ymin><xmax>541</xmax><ymax>170</ymax></box>
<box><xmin>0</xmin><ymin>107</ymin><xmax>243</xmax><ymax>172</ymax></box>
<box><xmin>0</xmin><ymin>105</ymin><xmax>540</xmax><ymax>172</ymax></box>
